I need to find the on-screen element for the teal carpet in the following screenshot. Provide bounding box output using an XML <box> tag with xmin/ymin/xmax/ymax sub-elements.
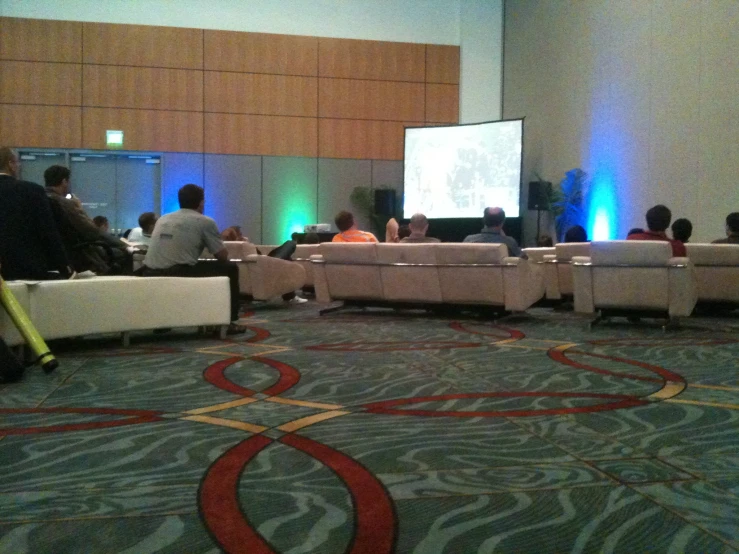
<box><xmin>1</xmin><ymin>303</ymin><xmax>738</xmax><ymax>553</ymax></box>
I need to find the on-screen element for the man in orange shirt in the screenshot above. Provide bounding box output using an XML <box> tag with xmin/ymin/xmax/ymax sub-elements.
<box><xmin>332</xmin><ymin>211</ymin><xmax>378</xmax><ymax>243</ymax></box>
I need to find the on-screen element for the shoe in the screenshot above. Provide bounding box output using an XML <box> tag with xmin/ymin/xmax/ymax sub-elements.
<box><xmin>287</xmin><ymin>296</ymin><xmax>308</xmax><ymax>304</ymax></box>
<box><xmin>226</xmin><ymin>323</ymin><xmax>247</xmax><ymax>335</ymax></box>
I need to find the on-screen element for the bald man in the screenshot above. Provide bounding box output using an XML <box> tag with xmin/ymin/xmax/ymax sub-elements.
<box><xmin>463</xmin><ymin>207</ymin><xmax>524</xmax><ymax>257</ymax></box>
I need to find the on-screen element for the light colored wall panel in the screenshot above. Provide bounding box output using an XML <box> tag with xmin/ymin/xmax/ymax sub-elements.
<box><xmin>82</xmin><ymin>108</ymin><xmax>203</xmax><ymax>152</ymax></box>
<box><xmin>204</xmin><ymin>72</ymin><xmax>317</xmax><ymax>117</ymax></box>
<box><xmin>319</xmin><ymin>38</ymin><xmax>425</xmax><ymax>81</ymax></box>
<box><xmin>205</xmin><ymin>113</ymin><xmax>317</xmax><ymax>157</ymax></box>
<box><xmin>161</xmin><ymin>152</ymin><xmax>204</xmax><ymax>215</ymax></box>
<box><xmin>425</xmin><ymin>84</ymin><xmax>459</xmax><ymax>123</ymax></box>
<box><xmin>317</xmin><ymin>159</ymin><xmax>373</xmax><ymax>231</ymax></box>
<box><xmin>319</xmin><ymin>79</ymin><xmax>425</xmax><ymax>121</ymax></box>
<box><xmin>262</xmin><ymin>157</ymin><xmax>318</xmax><ymax>245</ymax></box>
<box><xmin>426</xmin><ymin>45</ymin><xmax>460</xmax><ymax>84</ymax></box>
<box><xmin>0</xmin><ymin>105</ymin><xmax>81</xmax><ymax>148</ymax></box>
<box><xmin>0</xmin><ymin>61</ymin><xmax>81</xmax><ymax>106</ymax></box>
<box><xmin>204</xmin><ymin>154</ymin><xmax>262</xmax><ymax>242</ymax></box>
<box><xmin>83</xmin><ymin>22</ymin><xmax>203</xmax><ymax>69</ymax></box>
<box><xmin>204</xmin><ymin>30</ymin><xmax>317</xmax><ymax>75</ymax></box>
<box><xmin>83</xmin><ymin>65</ymin><xmax>203</xmax><ymax>111</ymax></box>
<box><xmin>0</xmin><ymin>17</ymin><xmax>82</xmax><ymax>63</ymax></box>
<box><xmin>697</xmin><ymin>0</ymin><xmax>739</xmax><ymax>241</ymax></box>
<box><xmin>319</xmin><ymin>119</ymin><xmax>408</xmax><ymax>160</ymax></box>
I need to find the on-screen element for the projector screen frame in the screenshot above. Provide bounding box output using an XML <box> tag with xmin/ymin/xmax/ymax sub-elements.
<box><xmin>402</xmin><ymin>117</ymin><xmax>525</xmax><ymax>221</ymax></box>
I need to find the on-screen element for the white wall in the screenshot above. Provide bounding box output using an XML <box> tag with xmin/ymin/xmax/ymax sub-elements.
<box><xmin>504</xmin><ymin>0</ymin><xmax>739</xmax><ymax>244</ymax></box>
<box><xmin>460</xmin><ymin>0</ymin><xmax>503</xmax><ymax>123</ymax></box>
<box><xmin>0</xmin><ymin>0</ymin><xmax>460</xmax><ymax>44</ymax></box>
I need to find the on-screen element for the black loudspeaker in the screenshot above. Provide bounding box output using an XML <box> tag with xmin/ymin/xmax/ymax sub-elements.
<box><xmin>528</xmin><ymin>181</ymin><xmax>551</xmax><ymax>211</ymax></box>
<box><xmin>374</xmin><ymin>189</ymin><xmax>396</xmax><ymax>216</ymax></box>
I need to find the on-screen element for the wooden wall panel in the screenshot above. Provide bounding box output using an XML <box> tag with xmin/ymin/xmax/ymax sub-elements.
<box><xmin>0</xmin><ymin>105</ymin><xmax>81</xmax><ymax>148</ymax></box>
<box><xmin>205</xmin><ymin>113</ymin><xmax>317</xmax><ymax>157</ymax></box>
<box><xmin>204</xmin><ymin>72</ymin><xmax>317</xmax><ymax>117</ymax></box>
<box><xmin>426</xmin><ymin>45</ymin><xmax>460</xmax><ymax>84</ymax></box>
<box><xmin>83</xmin><ymin>23</ymin><xmax>203</xmax><ymax>69</ymax></box>
<box><xmin>426</xmin><ymin>84</ymin><xmax>459</xmax><ymax>123</ymax></box>
<box><xmin>83</xmin><ymin>66</ymin><xmax>203</xmax><ymax>111</ymax></box>
<box><xmin>319</xmin><ymin>79</ymin><xmax>425</xmax><ymax>122</ymax></box>
<box><xmin>0</xmin><ymin>61</ymin><xmax>81</xmax><ymax>106</ymax></box>
<box><xmin>319</xmin><ymin>38</ymin><xmax>425</xmax><ymax>82</ymax></box>
<box><xmin>318</xmin><ymin>119</ymin><xmax>408</xmax><ymax>160</ymax></box>
<box><xmin>204</xmin><ymin>30</ymin><xmax>317</xmax><ymax>75</ymax></box>
<box><xmin>0</xmin><ymin>17</ymin><xmax>82</xmax><ymax>63</ymax></box>
<box><xmin>82</xmin><ymin>108</ymin><xmax>203</xmax><ymax>152</ymax></box>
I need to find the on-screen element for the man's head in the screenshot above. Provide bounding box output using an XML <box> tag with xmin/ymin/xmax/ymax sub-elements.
<box><xmin>43</xmin><ymin>165</ymin><xmax>71</xmax><ymax>194</ymax></box>
<box><xmin>0</xmin><ymin>147</ymin><xmax>20</xmax><ymax>177</ymax></box>
<box><xmin>645</xmin><ymin>204</ymin><xmax>672</xmax><ymax>232</ymax></box>
<box><xmin>92</xmin><ymin>215</ymin><xmax>109</xmax><ymax>232</ymax></box>
<box><xmin>138</xmin><ymin>212</ymin><xmax>158</xmax><ymax>234</ymax></box>
<box><xmin>726</xmin><ymin>212</ymin><xmax>739</xmax><ymax>236</ymax></box>
<box><xmin>334</xmin><ymin>211</ymin><xmax>355</xmax><ymax>232</ymax></box>
<box><xmin>483</xmin><ymin>207</ymin><xmax>506</xmax><ymax>229</ymax></box>
<box><xmin>178</xmin><ymin>184</ymin><xmax>205</xmax><ymax>212</ymax></box>
<box><xmin>671</xmin><ymin>218</ymin><xmax>692</xmax><ymax>243</ymax></box>
<box><xmin>409</xmin><ymin>213</ymin><xmax>430</xmax><ymax>236</ymax></box>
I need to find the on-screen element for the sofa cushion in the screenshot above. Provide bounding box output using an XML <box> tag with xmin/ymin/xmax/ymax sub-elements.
<box><xmin>685</xmin><ymin>243</ymin><xmax>739</xmax><ymax>265</ymax></box>
<box><xmin>554</xmin><ymin>242</ymin><xmax>590</xmax><ymax>261</ymax></box>
<box><xmin>434</xmin><ymin>243</ymin><xmax>507</xmax><ymax>264</ymax></box>
<box><xmin>320</xmin><ymin>243</ymin><xmax>378</xmax><ymax>263</ymax></box>
<box><xmin>376</xmin><ymin>243</ymin><xmax>438</xmax><ymax>264</ymax></box>
<box><xmin>590</xmin><ymin>241</ymin><xmax>672</xmax><ymax>266</ymax></box>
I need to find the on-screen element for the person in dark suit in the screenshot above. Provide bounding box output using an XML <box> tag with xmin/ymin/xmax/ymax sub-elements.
<box><xmin>0</xmin><ymin>147</ymin><xmax>71</xmax><ymax>281</ymax></box>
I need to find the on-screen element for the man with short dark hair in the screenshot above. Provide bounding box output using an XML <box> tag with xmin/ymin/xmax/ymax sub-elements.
<box><xmin>0</xmin><ymin>147</ymin><xmax>71</xmax><ymax>280</ymax></box>
<box><xmin>142</xmin><ymin>184</ymin><xmax>245</xmax><ymax>333</ymax></box>
<box><xmin>627</xmin><ymin>204</ymin><xmax>686</xmax><ymax>256</ymax></box>
<box><xmin>463</xmin><ymin>207</ymin><xmax>524</xmax><ymax>257</ymax></box>
<box><xmin>92</xmin><ymin>215</ymin><xmax>110</xmax><ymax>233</ymax></box>
<box><xmin>713</xmin><ymin>212</ymin><xmax>739</xmax><ymax>244</ymax></box>
<box><xmin>401</xmin><ymin>213</ymin><xmax>440</xmax><ymax>243</ymax></box>
<box><xmin>127</xmin><ymin>212</ymin><xmax>158</xmax><ymax>246</ymax></box>
<box><xmin>332</xmin><ymin>210</ymin><xmax>378</xmax><ymax>243</ymax></box>
<box><xmin>44</xmin><ymin>164</ymin><xmax>132</xmax><ymax>274</ymax></box>
<box><xmin>671</xmin><ymin>218</ymin><xmax>692</xmax><ymax>244</ymax></box>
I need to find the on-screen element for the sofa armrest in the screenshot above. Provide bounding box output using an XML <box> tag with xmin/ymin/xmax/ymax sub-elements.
<box><xmin>543</xmin><ymin>255</ymin><xmax>560</xmax><ymax>299</ymax></box>
<box><xmin>246</xmin><ymin>255</ymin><xmax>306</xmax><ymax>301</ymax></box>
<box><xmin>571</xmin><ymin>256</ymin><xmax>594</xmax><ymax>313</ymax></box>
<box><xmin>310</xmin><ymin>258</ymin><xmax>332</xmax><ymax>303</ymax></box>
<box><xmin>667</xmin><ymin>258</ymin><xmax>697</xmax><ymax>317</ymax></box>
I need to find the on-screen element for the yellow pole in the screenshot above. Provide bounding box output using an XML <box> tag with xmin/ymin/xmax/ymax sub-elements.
<box><xmin>0</xmin><ymin>278</ymin><xmax>58</xmax><ymax>373</ymax></box>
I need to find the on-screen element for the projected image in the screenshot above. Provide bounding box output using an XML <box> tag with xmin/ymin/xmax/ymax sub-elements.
<box><xmin>403</xmin><ymin>120</ymin><xmax>523</xmax><ymax>219</ymax></box>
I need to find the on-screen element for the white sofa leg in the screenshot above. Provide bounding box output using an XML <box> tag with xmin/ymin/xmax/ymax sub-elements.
<box><xmin>218</xmin><ymin>325</ymin><xmax>228</xmax><ymax>340</ymax></box>
<box><xmin>121</xmin><ymin>332</ymin><xmax>131</xmax><ymax>347</ymax></box>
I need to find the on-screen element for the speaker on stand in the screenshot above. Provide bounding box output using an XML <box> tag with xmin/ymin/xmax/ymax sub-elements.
<box><xmin>374</xmin><ymin>189</ymin><xmax>397</xmax><ymax>217</ymax></box>
<box><xmin>528</xmin><ymin>181</ymin><xmax>552</xmax><ymax>243</ymax></box>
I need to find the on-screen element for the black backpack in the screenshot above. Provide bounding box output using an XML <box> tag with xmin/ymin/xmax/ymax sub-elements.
<box><xmin>0</xmin><ymin>337</ymin><xmax>24</xmax><ymax>383</ymax></box>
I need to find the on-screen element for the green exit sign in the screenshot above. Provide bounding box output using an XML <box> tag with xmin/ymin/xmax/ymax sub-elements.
<box><xmin>106</xmin><ymin>130</ymin><xmax>124</xmax><ymax>148</ymax></box>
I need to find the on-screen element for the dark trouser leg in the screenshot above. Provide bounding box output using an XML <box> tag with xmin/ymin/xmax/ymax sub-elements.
<box><xmin>144</xmin><ymin>262</ymin><xmax>241</xmax><ymax>321</ymax></box>
<box><xmin>268</xmin><ymin>240</ymin><xmax>296</xmax><ymax>261</ymax></box>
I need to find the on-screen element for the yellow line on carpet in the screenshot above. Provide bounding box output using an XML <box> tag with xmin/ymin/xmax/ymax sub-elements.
<box><xmin>552</xmin><ymin>343</ymin><xmax>579</xmax><ymax>351</ymax></box>
<box><xmin>180</xmin><ymin>415</ymin><xmax>267</xmax><ymax>433</ymax></box>
<box><xmin>664</xmin><ymin>398</ymin><xmax>739</xmax><ymax>410</ymax></box>
<box><xmin>265</xmin><ymin>397</ymin><xmax>344</xmax><ymax>410</ymax></box>
<box><xmin>688</xmin><ymin>383</ymin><xmax>739</xmax><ymax>392</ymax></box>
<box><xmin>647</xmin><ymin>381</ymin><xmax>686</xmax><ymax>400</ymax></box>
<box><xmin>277</xmin><ymin>410</ymin><xmax>350</xmax><ymax>432</ymax></box>
<box><xmin>184</xmin><ymin>397</ymin><xmax>259</xmax><ymax>415</ymax></box>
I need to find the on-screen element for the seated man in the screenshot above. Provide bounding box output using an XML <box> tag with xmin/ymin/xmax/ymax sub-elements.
<box><xmin>627</xmin><ymin>205</ymin><xmax>686</xmax><ymax>256</ymax></box>
<box><xmin>127</xmin><ymin>212</ymin><xmax>158</xmax><ymax>247</ymax></box>
<box><xmin>712</xmin><ymin>212</ymin><xmax>739</xmax><ymax>244</ymax></box>
<box><xmin>671</xmin><ymin>218</ymin><xmax>692</xmax><ymax>244</ymax></box>
<box><xmin>92</xmin><ymin>215</ymin><xmax>110</xmax><ymax>233</ymax></box>
<box><xmin>464</xmin><ymin>207</ymin><xmax>525</xmax><ymax>257</ymax></box>
<box><xmin>564</xmin><ymin>225</ymin><xmax>588</xmax><ymax>243</ymax></box>
<box><xmin>44</xmin><ymin>165</ymin><xmax>132</xmax><ymax>275</ymax></box>
<box><xmin>401</xmin><ymin>213</ymin><xmax>440</xmax><ymax>243</ymax></box>
<box><xmin>221</xmin><ymin>225</ymin><xmax>246</xmax><ymax>242</ymax></box>
<box><xmin>0</xmin><ymin>147</ymin><xmax>71</xmax><ymax>281</ymax></box>
<box><xmin>141</xmin><ymin>184</ymin><xmax>245</xmax><ymax>333</ymax></box>
<box><xmin>332</xmin><ymin>211</ymin><xmax>378</xmax><ymax>243</ymax></box>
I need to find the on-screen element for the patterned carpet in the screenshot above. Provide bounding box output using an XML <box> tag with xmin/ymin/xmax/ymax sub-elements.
<box><xmin>1</xmin><ymin>301</ymin><xmax>738</xmax><ymax>553</ymax></box>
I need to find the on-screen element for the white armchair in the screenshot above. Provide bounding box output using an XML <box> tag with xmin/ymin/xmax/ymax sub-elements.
<box><xmin>543</xmin><ymin>242</ymin><xmax>590</xmax><ymax>300</ymax></box>
<box><xmin>571</xmin><ymin>240</ymin><xmax>697</xmax><ymax>327</ymax></box>
<box><xmin>684</xmin><ymin>243</ymin><xmax>739</xmax><ymax>306</ymax></box>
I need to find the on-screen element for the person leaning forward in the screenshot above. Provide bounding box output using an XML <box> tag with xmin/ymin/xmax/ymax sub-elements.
<box><xmin>141</xmin><ymin>184</ymin><xmax>245</xmax><ymax>334</ymax></box>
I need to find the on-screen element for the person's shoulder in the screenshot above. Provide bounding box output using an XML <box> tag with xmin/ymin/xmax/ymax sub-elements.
<box><xmin>712</xmin><ymin>238</ymin><xmax>728</xmax><ymax>244</ymax></box>
<box><xmin>463</xmin><ymin>234</ymin><xmax>480</xmax><ymax>243</ymax></box>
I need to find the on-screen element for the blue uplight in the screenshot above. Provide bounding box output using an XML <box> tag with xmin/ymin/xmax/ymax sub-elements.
<box><xmin>586</xmin><ymin>172</ymin><xmax>617</xmax><ymax>240</ymax></box>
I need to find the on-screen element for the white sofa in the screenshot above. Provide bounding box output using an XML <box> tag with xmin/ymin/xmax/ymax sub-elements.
<box><xmin>685</xmin><ymin>243</ymin><xmax>739</xmax><ymax>306</ymax></box>
<box><xmin>1</xmin><ymin>276</ymin><xmax>232</xmax><ymax>347</ymax></box>
<box><xmin>311</xmin><ymin>242</ymin><xmax>544</xmax><ymax>314</ymax></box>
<box><xmin>543</xmin><ymin>242</ymin><xmax>591</xmax><ymax>300</ymax></box>
<box><xmin>207</xmin><ymin>242</ymin><xmax>306</xmax><ymax>300</ymax></box>
<box><xmin>571</xmin><ymin>241</ymin><xmax>696</xmax><ymax>327</ymax></box>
